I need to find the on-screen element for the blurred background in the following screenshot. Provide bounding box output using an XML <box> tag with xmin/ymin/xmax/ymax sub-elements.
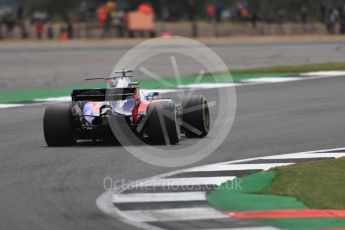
<box><xmin>1</xmin><ymin>0</ymin><xmax>345</xmax><ymax>40</ymax></box>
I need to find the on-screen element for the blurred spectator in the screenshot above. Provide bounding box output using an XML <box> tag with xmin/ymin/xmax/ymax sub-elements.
<box><xmin>0</xmin><ymin>14</ymin><xmax>3</xmax><ymax>39</ymax></box>
<box><xmin>97</xmin><ymin>2</ymin><xmax>115</xmax><ymax>38</ymax></box>
<box><xmin>320</xmin><ymin>3</ymin><xmax>326</xmax><ymax>22</ymax></box>
<box><xmin>277</xmin><ymin>9</ymin><xmax>287</xmax><ymax>34</ymax></box>
<box><xmin>32</xmin><ymin>12</ymin><xmax>47</xmax><ymax>39</ymax></box>
<box><xmin>339</xmin><ymin>5</ymin><xmax>345</xmax><ymax>34</ymax></box>
<box><xmin>115</xmin><ymin>9</ymin><xmax>126</xmax><ymax>37</ymax></box>
<box><xmin>16</xmin><ymin>5</ymin><xmax>24</xmax><ymax>21</ymax></box>
<box><xmin>100</xmin><ymin>11</ymin><xmax>111</xmax><ymax>38</ymax></box>
<box><xmin>221</xmin><ymin>8</ymin><xmax>231</xmax><ymax>21</ymax></box>
<box><xmin>78</xmin><ymin>1</ymin><xmax>88</xmax><ymax>23</ymax></box>
<box><xmin>34</xmin><ymin>19</ymin><xmax>44</xmax><ymax>39</ymax></box>
<box><xmin>107</xmin><ymin>0</ymin><xmax>118</xmax><ymax>37</ymax></box>
<box><xmin>97</xmin><ymin>5</ymin><xmax>107</xmax><ymax>27</ymax></box>
<box><xmin>206</xmin><ymin>5</ymin><xmax>216</xmax><ymax>23</ymax></box>
<box><xmin>161</xmin><ymin>3</ymin><xmax>169</xmax><ymax>22</ymax></box>
<box><xmin>251</xmin><ymin>11</ymin><xmax>260</xmax><ymax>28</ymax></box>
<box><xmin>168</xmin><ymin>5</ymin><xmax>177</xmax><ymax>22</ymax></box>
<box><xmin>326</xmin><ymin>7</ymin><xmax>338</xmax><ymax>34</ymax></box>
<box><xmin>46</xmin><ymin>22</ymin><xmax>54</xmax><ymax>39</ymax></box>
<box><xmin>107</xmin><ymin>0</ymin><xmax>117</xmax><ymax>33</ymax></box>
<box><xmin>188</xmin><ymin>0</ymin><xmax>198</xmax><ymax>37</ymax></box>
<box><xmin>66</xmin><ymin>19</ymin><xmax>74</xmax><ymax>39</ymax></box>
<box><xmin>138</xmin><ymin>1</ymin><xmax>154</xmax><ymax>14</ymax></box>
<box><xmin>216</xmin><ymin>2</ymin><xmax>223</xmax><ymax>23</ymax></box>
<box><xmin>59</xmin><ymin>26</ymin><xmax>68</xmax><ymax>40</ymax></box>
<box><xmin>188</xmin><ymin>0</ymin><xmax>196</xmax><ymax>22</ymax></box>
<box><xmin>300</xmin><ymin>6</ymin><xmax>308</xmax><ymax>23</ymax></box>
<box><xmin>105</xmin><ymin>0</ymin><xmax>117</xmax><ymax>14</ymax></box>
<box><xmin>0</xmin><ymin>1</ymin><xmax>344</xmax><ymax>40</ymax></box>
<box><xmin>76</xmin><ymin>0</ymin><xmax>89</xmax><ymax>38</ymax></box>
<box><xmin>238</xmin><ymin>3</ymin><xmax>249</xmax><ymax>21</ymax></box>
<box><xmin>17</xmin><ymin>5</ymin><xmax>28</xmax><ymax>39</ymax></box>
<box><xmin>277</xmin><ymin>9</ymin><xmax>287</xmax><ymax>24</ymax></box>
<box><xmin>19</xmin><ymin>22</ymin><xmax>28</xmax><ymax>39</ymax></box>
<box><xmin>3</xmin><ymin>11</ymin><xmax>15</xmax><ymax>38</ymax></box>
<box><xmin>265</xmin><ymin>10</ymin><xmax>276</xmax><ymax>23</ymax></box>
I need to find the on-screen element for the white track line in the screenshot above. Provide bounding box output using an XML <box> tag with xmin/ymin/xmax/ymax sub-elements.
<box><xmin>122</xmin><ymin>207</ymin><xmax>227</xmax><ymax>222</ymax></box>
<box><xmin>203</xmin><ymin>228</ymin><xmax>278</xmax><ymax>230</ymax></box>
<box><xmin>136</xmin><ymin>176</ymin><xmax>236</xmax><ymax>187</ymax></box>
<box><xmin>219</xmin><ymin>151</ymin><xmax>345</xmax><ymax>165</ymax></box>
<box><xmin>184</xmin><ymin>163</ymin><xmax>292</xmax><ymax>172</ymax></box>
<box><xmin>33</xmin><ymin>96</ymin><xmax>70</xmax><ymax>102</ymax></box>
<box><xmin>301</xmin><ymin>71</ymin><xmax>345</xmax><ymax>77</ymax></box>
<box><xmin>178</xmin><ymin>83</ymin><xmax>238</xmax><ymax>89</ymax></box>
<box><xmin>261</xmin><ymin>152</ymin><xmax>345</xmax><ymax>159</ymax></box>
<box><xmin>241</xmin><ymin>77</ymin><xmax>301</xmax><ymax>83</ymax></box>
<box><xmin>0</xmin><ymin>104</ymin><xmax>24</xmax><ymax>109</ymax></box>
<box><xmin>314</xmin><ymin>147</ymin><xmax>345</xmax><ymax>153</ymax></box>
<box><xmin>113</xmin><ymin>192</ymin><xmax>205</xmax><ymax>203</ymax></box>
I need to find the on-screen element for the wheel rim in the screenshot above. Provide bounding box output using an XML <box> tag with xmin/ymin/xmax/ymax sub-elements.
<box><xmin>203</xmin><ymin>101</ymin><xmax>210</xmax><ymax>132</ymax></box>
<box><xmin>174</xmin><ymin>106</ymin><xmax>181</xmax><ymax>141</ymax></box>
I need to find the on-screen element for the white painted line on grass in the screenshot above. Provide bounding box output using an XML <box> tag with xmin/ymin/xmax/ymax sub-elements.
<box><xmin>113</xmin><ymin>192</ymin><xmax>206</xmax><ymax>203</ymax></box>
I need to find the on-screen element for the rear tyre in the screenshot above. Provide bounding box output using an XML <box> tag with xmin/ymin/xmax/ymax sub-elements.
<box><xmin>182</xmin><ymin>95</ymin><xmax>210</xmax><ymax>138</ymax></box>
<box><xmin>43</xmin><ymin>103</ymin><xmax>76</xmax><ymax>146</ymax></box>
<box><xmin>146</xmin><ymin>101</ymin><xmax>180</xmax><ymax>145</ymax></box>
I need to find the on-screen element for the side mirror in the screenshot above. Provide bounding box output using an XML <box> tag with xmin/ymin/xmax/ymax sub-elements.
<box><xmin>146</xmin><ymin>92</ymin><xmax>160</xmax><ymax>100</ymax></box>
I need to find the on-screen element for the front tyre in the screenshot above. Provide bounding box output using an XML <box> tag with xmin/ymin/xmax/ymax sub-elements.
<box><xmin>43</xmin><ymin>103</ymin><xmax>76</xmax><ymax>146</ymax></box>
<box><xmin>182</xmin><ymin>95</ymin><xmax>210</xmax><ymax>138</ymax></box>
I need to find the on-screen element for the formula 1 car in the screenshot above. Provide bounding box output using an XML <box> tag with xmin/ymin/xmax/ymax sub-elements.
<box><xmin>43</xmin><ymin>69</ymin><xmax>210</xmax><ymax>146</ymax></box>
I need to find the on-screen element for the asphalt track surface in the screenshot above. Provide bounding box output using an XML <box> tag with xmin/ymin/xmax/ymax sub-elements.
<box><xmin>1</xmin><ymin>75</ymin><xmax>345</xmax><ymax>229</ymax></box>
<box><xmin>1</xmin><ymin>39</ymin><xmax>345</xmax><ymax>90</ymax></box>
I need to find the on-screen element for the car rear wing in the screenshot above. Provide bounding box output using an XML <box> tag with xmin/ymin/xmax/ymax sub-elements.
<box><xmin>72</xmin><ymin>88</ymin><xmax>136</xmax><ymax>101</ymax></box>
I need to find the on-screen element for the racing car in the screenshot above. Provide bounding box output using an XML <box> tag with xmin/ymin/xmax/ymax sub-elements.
<box><xmin>43</xmin><ymin>69</ymin><xmax>210</xmax><ymax>146</ymax></box>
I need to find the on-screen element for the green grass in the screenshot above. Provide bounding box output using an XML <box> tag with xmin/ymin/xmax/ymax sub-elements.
<box><xmin>0</xmin><ymin>72</ymin><xmax>284</xmax><ymax>103</ymax></box>
<box><xmin>0</xmin><ymin>82</ymin><xmax>106</xmax><ymax>103</ymax></box>
<box><xmin>207</xmin><ymin>170</ymin><xmax>307</xmax><ymax>211</ymax></box>
<box><xmin>230</xmin><ymin>62</ymin><xmax>345</xmax><ymax>74</ymax></box>
<box><xmin>1</xmin><ymin>61</ymin><xmax>345</xmax><ymax>103</ymax></box>
<box><xmin>207</xmin><ymin>165</ymin><xmax>345</xmax><ymax>230</ymax></box>
<box><xmin>139</xmin><ymin>72</ymin><xmax>287</xmax><ymax>89</ymax></box>
<box><xmin>262</xmin><ymin>157</ymin><xmax>345</xmax><ymax>209</ymax></box>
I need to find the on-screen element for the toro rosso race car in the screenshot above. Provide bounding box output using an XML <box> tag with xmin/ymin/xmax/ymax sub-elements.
<box><xmin>43</xmin><ymin>69</ymin><xmax>210</xmax><ymax>146</ymax></box>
